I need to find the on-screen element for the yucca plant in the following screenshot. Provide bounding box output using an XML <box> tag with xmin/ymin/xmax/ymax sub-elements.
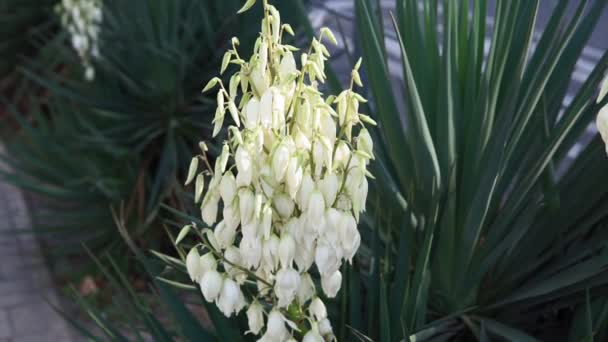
<box><xmin>341</xmin><ymin>0</ymin><xmax>608</xmax><ymax>340</ymax></box>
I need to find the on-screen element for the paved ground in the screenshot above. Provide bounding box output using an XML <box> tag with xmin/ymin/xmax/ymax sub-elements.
<box><xmin>0</xmin><ymin>145</ymin><xmax>75</xmax><ymax>342</ymax></box>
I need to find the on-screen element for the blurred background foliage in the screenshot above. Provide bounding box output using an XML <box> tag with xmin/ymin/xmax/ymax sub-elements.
<box><xmin>2</xmin><ymin>0</ymin><xmax>608</xmax><ymax>341</ymax></box>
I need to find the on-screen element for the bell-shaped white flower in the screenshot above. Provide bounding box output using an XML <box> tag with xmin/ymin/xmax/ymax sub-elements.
<box><xmin>244</xmin><ymin>97</ymin><xmax>261</xmax><ymax>129</ymax></box>
<box><xmin>321</xmin><ymin>270</ymin><xmax>342</xmax><ymax>298</ymax></box>
<box><xmin>217</xmin><ymin>278</ymin><xmax>246</xmax><ymax>317</ymax></box>
<box><xmin>235</xmin><ymin>146</ymin><xmax>253</xmax><ymax>186</ymax></box>
<box><xmin>223</xmin><ymin>246</ymin><xmax>242</xmax><ymax>273</ymax></box>
<box><xmin>296</xmin><ymin>173</ymin><xmax>315</xmax><ymax>211</ymax></box>
<box><xmin>260</xmin><ymin>88</ymin><xmax>273</xmax><ymax>128</ymax></box>
<box><xmin>220</xmin><ymin>171</ymin><xmax>237</xmax><ymax>204</ymax></box>
<box><xmin>307</xmin><ymin>190</ymin><xmax>326</xmax><ymax>223</ymax></box>
<box><xmin>201</xmin><ymin>194</ymin><xmax>219</xmax><ymax>225</ymax></box>
<box><xmin>279</xmin><ymin>51</ymin><xmax>296</xmax><ymax>79</ymax></box>
<box><xmin>319</xmin><ymin>173</ymin><xmax>339</xmax><ymax>207</ymax></box>
<box><xmin>272</xmin><ymin>141</ymin><xmax>291</xmax><ymax>183</ymax></box>
<box><xmin>294</xmin><ymin>242</ymin><xmax>315</xmax><ymax>272</ymax></box>
<box><xmin>239</xmin><ymin>188</ymin><xmax>256</xmax><ymax>225</ymax></box>
<box><xmin>275</xmin><ymin>267</ymin><xmax>301</xmax><ymax>308</ymax></box>
<box><xmin>286</xmin><ymin>157</ymin><xmax>303</xmax><ymax>199</ymax></box>
<box><xmin>312</xmin><ymin>139</ymin><xmax>326</xmax><ymax>176</ymax></box>
<box><xmin>309</xmin><ymin>297</ymin><xmax>327</xmax><ymax>321</ymax></box>
<box><xmin>315</xmin><ymin>241</ymin><xmax>340</xmax><ymax>277</ymax></box>
<box><xmin>334</xmin><ymin>141</ymin><xmax>351</xmax><ymax>170</ymax></box>
<box><xmin>278</xmin><ymin>233</ymin><xmax>296</xmax><ymax>268</ymax></box>
<box><xmin>246</xmin><ymin>301</ymin><xmax>265</xmax><ymax>335</ymax></box>
<box><xmin>262</xmin><ymin>234</ymin><xmax>280</xmax><ymax>272</ymax></box>
<box><xmin>274</xmin><ymin>192</ymin><xmax>295</xmax><ymax>219</ymax></box>
<box><xmin>303</xmin><ymin>329</ymin><xmax>324</xmax><ymax>342</ymax></box>
<box><xmin>240</xmin><ymin>236</ymin><xmax>263</xmax><ymax>269</ymax></box>
<box><xmin>294</xmin><ymin>129</ymin><xmax>311</xmax><ymax>151</ymax></box>
<box><xmin>214</xmin><ymin>220</ymin><xmax>237</xmax><ymax>249</ymax></box>
<box><xmin>223</xmin><ymin>204</ymin><xmax>241</xmax><ymax>232</ymax></box>
<box><xmin>298</xmin><ymin>272</ymin><xmax>315</xmax><ymax>303</ymax></box>
<box><xmin>318</xmin><ymin>318</ymin><xmax>333</xmax><ymax>336</ymax></box>
<box><xmin>199</xmin><ymin>252</ymin><xmax>217</xmax><ymax>277</ymax></box>
<box><xmin>266</xmin><ymin>310</ymin><xmax>288</xmax><ymax>340</ymax></box>
<box><xmin>200</xmin><ymin>270</ymin><xmax>223</xmax><ymax>302</ymax></box>
<box><xmin>186</xmin><ymin>248</ymin><xmax>201</xmax><ymax>282</ymax></box>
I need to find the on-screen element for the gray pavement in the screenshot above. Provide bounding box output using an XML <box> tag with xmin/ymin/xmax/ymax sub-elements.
<box><xmin>0</xmin><ymin>145</ymin><xmax>75</xmax><ymax>342</ymax></box>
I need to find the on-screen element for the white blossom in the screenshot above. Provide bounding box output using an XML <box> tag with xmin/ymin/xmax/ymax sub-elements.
<box><xmin>247</xmin><ymin>301</ymin><xmax>265</xmax><ymax>335</ymax></box>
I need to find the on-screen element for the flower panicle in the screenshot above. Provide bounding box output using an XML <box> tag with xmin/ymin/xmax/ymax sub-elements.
<box><xmin>180</xmin><ymin>1</ymin><xmax>374</xmax><ymax>340</ymax></box>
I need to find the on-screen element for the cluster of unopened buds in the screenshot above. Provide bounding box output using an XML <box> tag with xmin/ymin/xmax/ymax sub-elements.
<box><xmin>55</xmin><ymin>0</ymin><xmax>102</xmax><ymax>81</ymax></box>
<box><xmin>177</xmin><ymin>0</ymin><xmax>375</xmax><ymax>340</ymax></box>
<box><xmin>596</xmin><ymin>75</ymin><xmax>608</xmax><ymax>154</ymax></box>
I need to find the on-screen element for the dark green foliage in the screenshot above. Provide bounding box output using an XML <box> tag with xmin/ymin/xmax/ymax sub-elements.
<box><xmin>345</xmin><ymin>0</ymin><xmax>608</xmax><ymax>340</ymax></box>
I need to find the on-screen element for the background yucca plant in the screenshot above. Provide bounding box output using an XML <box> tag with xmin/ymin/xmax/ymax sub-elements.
<box><xmin>0</xmin><ymin>0</ymin><xmax>312</xmax><ymax>273</ymax></box>
<box><xmin>341</xmin><ymin>0</ymin><xmax>608</xmax><ymax>340</ymax></box>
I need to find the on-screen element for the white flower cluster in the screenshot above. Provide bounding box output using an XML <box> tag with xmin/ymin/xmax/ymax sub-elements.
<box><xmin>179</xmin><ymin>1</ymin><xmax>375</xmax><ymax>340</ymax></box>
<box><xmin>55</xmin><ymin>0</ymin><xmax>102</xmax><ymax>81</ymax></box>
<box><xmin>596</xmin><ymin>75</ymin><xmax>608</xmax><ymax>154</ymax></box>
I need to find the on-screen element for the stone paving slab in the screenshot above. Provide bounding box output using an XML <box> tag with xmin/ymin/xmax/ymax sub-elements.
<box><xmin>0</xmin><ymin>144</ymin><xmax>77</xmax><ymax>342</ymax></box>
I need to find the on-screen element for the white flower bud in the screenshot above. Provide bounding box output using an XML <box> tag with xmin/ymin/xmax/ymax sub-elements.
<box><xmin>278</xmin><ymin>233</ymin><xmax>296</xmax><ymax>268</ymax></box>
<box><xmin>321</xmin><ymin>270</ymin><xmax>342</xmax><ymax>298</ymax></box>
<box><xmin>244</xmin><ymin>97</ymin><xmax>260</xmax><ymax>129</ymax></box>
<box><xmin>315</xmin><ymin>241</ymin><xmax>340</xmax><ymax>277</ymax></box>
<box><xmin>597</xmin><ymin>105</ymin><xmax>608</xmax><ymax>155</ymax></box>
<box><xmin>319</xmin><ymin>173</ymin><xmax>339</xmax><ymax>206</ymax></box>
<box><xmin>220</xmin><ymin>171</ymin><xmax>237</xmax><ymax>204</ymax></box>
<box><xmin>309</xmin><ymin>297</ymin><xmax>327</xmax><ymax>321</ymax></box>
<box><xmin>286</xmin><ymin>157</ymin><xmax>303</xmax><ymax>199</ymax></box>
<box><xmin>217</xmin><ymin>278</ymin><xmax>246</xmax><ymax>317</ymax></box>
<box><xmin>272</xmin><ymin>142</ymin><xmax>291</xmax><ymax>183</ymax></box>
<box><xmin>266</xmin><ymin>310</ymin><xmax>288</xmax><ymax>340</ymax></box>
<box><xmin>239</xmin><ymin>236</ymin><xmax>262</xmax><ymax>269</ymax></box>
<box><xmin>357</xmin><ymin>128</ymin><xmax>374</xmax><ymax>157</ymax></box>
<box><xmin>298</xmin><ymin>273</ymin><xmax>316</xmax><ymax>303</ymax></box>
<box><xmin>275</xmin><ymin>267</ymin><xmax>301</xmax><ymax>308</ymax></box>
<box><xmin>186</xmin><ymin>247</ymin><xmax>201</xmax><ymax>282</ymax></box>
<box><xmin>239</xmin><ymin>188</ymin><xmax>256</xmax><ymax>225</ymax></box>
<box><xmin>200</xmin><ymin>270</ymin><xmax>223</xmax><ymax>302</ymax></box>
<box><xmin>201</xmin><ymin>194</ymin><xmax>219</xmax><ymax>225</ymax></box>
<box><xmin>246</xmin><ymin>301</ymin><xmax>265</xmax><ymax>335</ymax></box>
<box><xmin>274</xmin><ymin>192</ymin><xmax>295</xmax><ymax>219</ymax></box>
<box><xmin>235</xmin><ymin>146</ymin><xmax>253</xmax><ymax>187</ymax></box>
